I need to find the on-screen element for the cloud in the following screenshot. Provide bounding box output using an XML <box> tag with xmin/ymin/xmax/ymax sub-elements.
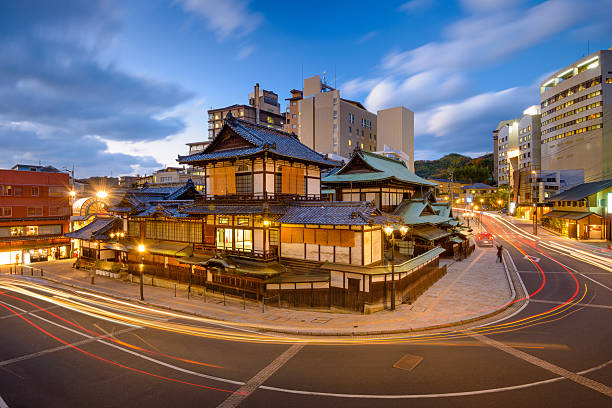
<box><xmin>356</xmin><ymin>31</ymin><xmax>377</xmax><ymax>44</ymax></box>
<box><xmin>364</xmin><ymin>71</ymin><xmax>467</xmax><ymax>112</ymax></box>
<box><xmin>177</xmin><ymin>0</ymin><xmax>263</xmax><ymax>40</ymax></box>
<box><xmin>411</xmin><ymin>84</ymin><xmax>538</xmax><ymax>157</ymax></box>
<box><xmin>235</xmin><ymin>45</ymin><xmax>255</xmax><ymax>60</ymax></box>
<box><xmin>102</xmin><ymin>99</ymin><xmax>208</xmax><ymax>172</ymax></box>
<box><xmin>0</xmin><ymin>1</ymin><xmax>194</xmax><ymax>177</ymax></box>
<box><xmin>384</xmin><ymin>0</ymin><xmax>584</xmax><ymax>75</ymax></box>
<box><xmin>399</xmin><ymin>0</ymin><xmax>434</xmax><ymax>12</ymax></box>
<box><xmin>459</xmin><ymin>0</ymin><xmax>524</xmax><ymax>13</ymax></box>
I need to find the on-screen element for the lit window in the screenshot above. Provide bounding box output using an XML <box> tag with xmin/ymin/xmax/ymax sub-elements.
<box><xmin>348</xmin><ymin>139</ymin><xmax>352</xmax><ymax>147</ymax></box>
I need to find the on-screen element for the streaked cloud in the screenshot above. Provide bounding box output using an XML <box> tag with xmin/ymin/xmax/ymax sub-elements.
<box><xmin>177</xmin><ymin>0</ymin><xmax>263</xmax><ymax>40</ymax></box>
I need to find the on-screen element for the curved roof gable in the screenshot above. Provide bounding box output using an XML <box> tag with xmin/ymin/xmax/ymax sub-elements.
<box><xmin>322</xmin><ymin>149</ymin><xmax>436</xmax><ymax>187</ymax></box>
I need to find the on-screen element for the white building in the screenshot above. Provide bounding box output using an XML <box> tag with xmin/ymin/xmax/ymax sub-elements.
<box><xmin>539</xmin><ymin>49</ymin><xmax>611</xmax><ymax>182</ymax></box>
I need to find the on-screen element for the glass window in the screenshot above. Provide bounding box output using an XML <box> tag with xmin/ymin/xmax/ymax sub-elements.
<box><xmin>0</xmin><ymin>207</ymin><xmax>11</xmax><ymax>217</ymax></box>
<box><xmin>216</xmin><ymin>228</ymin><xmax>233</xmax><ymax>250</ymax></box>
<box><xmin>234</xmin><ymin>229</ymin><xmax>252</xmax><ymax>252</ymax></box>
<box><xmin>27</xmin><ymin>207</ymin><xmax>43</xmax><ymax>216</ymax></box>
<box><xmin>218</xmin><ymin>217</ymin><xmax>229</xmax><ymax>225</ymax></box>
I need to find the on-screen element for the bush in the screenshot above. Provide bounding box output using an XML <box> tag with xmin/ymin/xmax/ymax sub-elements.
<box><xmin>110</xmin><ymin>263</ymin><xmax>121</xmax><ymax>273</ymax></box>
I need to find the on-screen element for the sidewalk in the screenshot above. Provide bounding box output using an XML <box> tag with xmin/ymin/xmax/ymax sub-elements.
<box><xmin>0</xmin><ymin>247</ymin><xmax>516</xmax><ymax>336</ymax></box>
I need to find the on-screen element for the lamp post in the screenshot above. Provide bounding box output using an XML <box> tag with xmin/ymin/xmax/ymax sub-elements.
<box><xmin>138</xmin><ymin>244</ymin><xmax>145</xmax><ymax>301</ymax></box>
<box><xmin>384</xmin><ymin>225</ymin><xmax>396</xmax><ymax>311</ymax></box>
<box><xmin>531</xmin><ymin>169</ymin><xmax>540</xmax><ymax>236</ymax></box>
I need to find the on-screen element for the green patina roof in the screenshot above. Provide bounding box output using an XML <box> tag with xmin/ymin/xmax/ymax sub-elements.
<box><xmin>322</xmin><ymin>150</ymin><xmax>436</xmax><ymax>187</ymax></box>
<box><xmin>393</xmin><ymin>200</ymin><xmax>455</xmax><ymax>226</ymax></box>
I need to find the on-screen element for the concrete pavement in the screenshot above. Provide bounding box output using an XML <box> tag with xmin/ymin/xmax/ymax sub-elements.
<box><xmin>0</xmin><ymin>245</ymin><xmax>518</xmax><ymax>336</ymax></box>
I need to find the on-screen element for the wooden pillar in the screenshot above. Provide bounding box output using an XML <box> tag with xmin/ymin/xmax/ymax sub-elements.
<box><xmin>263</xmin><ymin>153</ymin><xmax>267</xmax><ymax>200</ymax></box>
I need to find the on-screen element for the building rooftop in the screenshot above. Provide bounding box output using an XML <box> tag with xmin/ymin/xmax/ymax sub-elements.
<box><xmin>178</xmin><ymin>114</ymin><xmax>339</xmax><ymax>167</ymax></box>
<box><xmin>461</xmin><ymin>183</ymin><xmax>495</xmax><ymax>190</ymax></box>
<box><xmin>322</xmin><ymin>149</ymin><xmax>436</xmax><ymax>187</ymax></box>
<box><xmin>545</xmin><ymin>179</ymin><xmax>612</xmax><ymax>202</ymax></box>
<box><xmin>10</xmin><ymin>164</ymin><xmax>61</xmax><ymax>173</ymax></box>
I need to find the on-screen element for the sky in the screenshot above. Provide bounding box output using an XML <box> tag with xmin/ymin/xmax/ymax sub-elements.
<box><xmin>0</xmin><ymin>0</ymin><xmax>610</xmax><ymax>178</ymax></box>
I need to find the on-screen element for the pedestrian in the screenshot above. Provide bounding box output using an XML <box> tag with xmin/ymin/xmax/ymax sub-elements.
<box><xmin>496</xmin><ymin>245</ymin><xmax>503</xmax><ymax>263</ymax></box>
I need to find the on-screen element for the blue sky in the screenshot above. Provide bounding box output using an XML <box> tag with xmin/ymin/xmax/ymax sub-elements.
<box><xmin>0</xmin><ymin>0</ymin><xmax>610</xmax><ymax>177</ymax></box>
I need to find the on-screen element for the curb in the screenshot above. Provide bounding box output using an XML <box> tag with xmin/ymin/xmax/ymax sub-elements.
<box><xmin>8</xmin><ymin>262</ymin><xmax>525</xmax><ymax>337</ymax></box>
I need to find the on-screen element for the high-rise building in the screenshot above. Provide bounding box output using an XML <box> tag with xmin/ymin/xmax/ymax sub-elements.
<box><xmin>207</xmin><ymin>84</ymin><xmax>285</xmax><ymax>139</ymax></box>
<box><xmin>377</xmin><ymin>106</ymin><xmax>415</xmax><ymax>171</ymax></box>
<box><xmin>286</xmin><ymin>75</ymin><xmax>378</xmax><ymax>157</ymax></box>
<box><xmin>539</xmin><ymin>49</ymin><xmax>611</xmax><ymax>182</ymax></box>
<box><xmin>495</xmin><ymin>119</ymin><xmax>518</xmax><ymax>186</ymax></box>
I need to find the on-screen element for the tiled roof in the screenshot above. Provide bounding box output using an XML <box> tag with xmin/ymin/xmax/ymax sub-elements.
<box><xmin>545</xmin><ymin>179</ymin><xmax>612</xmax><ymax>202</ymax></box>
<box><xmin>277</xmin><ymin>201</ymin><xmax>397</xmax><ymax>225</ymax></box>
<box><xmin>461</xmin><ymin>183</ymin><xmax>495</xmax><ymax>190</ymax></box>
<box><xmin>180</xmin><ymin>203</ymin><xmax>287</xmax><ymax>215</ymax></box>
<box><xmin>322</xmin><ymin>150</ymin><xmax>436</xmax><ymax>186</ymax></box>
<box><xmin>178</xmin><ymin>115</ymin><xmax>339</xmax><ymax>167</ymax></box>
<box><xmin>65</xmin><ymin>217</ymin><xmax>120</xmax><ymax>240</ymax></box>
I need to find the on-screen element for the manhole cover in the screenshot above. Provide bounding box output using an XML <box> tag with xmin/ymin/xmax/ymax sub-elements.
<box><xmin>410</xmin><ymin>305</ymin><xmax>427</xmax><ymax>312</ymax></box>
<box><xmin>311</xmin><ymin>317</ymin><xmax>331</xmax><ymax>324</ymax></box>
<box><xmin>393</xmin><ymin>354</ymin><xmax>423</xmax><ymax>371</ymax></box>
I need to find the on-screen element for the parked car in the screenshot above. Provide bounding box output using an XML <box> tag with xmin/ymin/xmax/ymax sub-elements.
<box><xmin>476</xmin><ymin>232</ymin><xmax>494</xmax><ymax>247</ymax></box>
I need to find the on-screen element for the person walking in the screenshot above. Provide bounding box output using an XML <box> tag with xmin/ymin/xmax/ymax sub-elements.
<box><xmin>496</xmin><ymin>244</ymin><xmax>503</xmax><ymax>263</ymax></box>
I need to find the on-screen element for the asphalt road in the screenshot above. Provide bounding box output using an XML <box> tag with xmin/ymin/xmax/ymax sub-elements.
<box><xmin>0</xmin><ymin>214</ymin><xmax>610</xmax><ymax>407</ymax></box>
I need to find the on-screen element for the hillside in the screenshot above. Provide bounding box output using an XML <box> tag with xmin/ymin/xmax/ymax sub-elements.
<box><xmin>415</xmin><ymin>153</ymin><xmax>493</xmax><ymax>184</ymax></box>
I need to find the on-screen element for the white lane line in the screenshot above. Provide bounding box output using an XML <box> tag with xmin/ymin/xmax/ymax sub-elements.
<box><xmin>0</xmin><ymin>304</ymin><xmax>63</xmax><ymax>321</ymax></box>
<box><xmin>216</xmin><ymin>343</ymin><xmax>305</xmax><ymax>408</ymax></box>
<box><xmin>8</xmin><ymin>294</ymin><xmax>612</xmax><ymax>400</ymax></box>
<box><xmin>0</xmin><ymin>394</ymin><xmax>8</xmax><ymax>408</ymax></box>
<box><xmin>0</xmin><ymin>325</ymin><xmax>138</xmax><ymax>367</ymax></box>
<box><xmin>25</xmin><ymin>307</ymin><xmax>245</xmax><ymax>387</ymax></box>
<box><xmin>470</xmin><ymin>332</ymin><xmax>612</xmax><ymax>398</ymax></box>
<box><xmin>258</xmin><ymin>360</ymin><xmax>612</xmax><ymax>399</ymax></box>
<box><xmin>529</xmin><ymin>299</ymin><xmax>612</xmax><ymax>309</ymax></box>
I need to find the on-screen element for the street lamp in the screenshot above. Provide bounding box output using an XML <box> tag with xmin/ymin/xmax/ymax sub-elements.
<box><xmin>96</xmin><ymin>190</ymin><xmax>108</xmax><ymax>199</ymax></box>
<box><xmin>383</xmin><ymin>225</ymin><xmax>397</xmax><ymax>310</ymax></box>
<box><xmin>138</xmin><ymin>244</ymin><xmax>145</xmax><ymax>301</ymax></box>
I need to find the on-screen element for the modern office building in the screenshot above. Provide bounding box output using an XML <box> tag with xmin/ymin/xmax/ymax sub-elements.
<box><xmin>539</xmin><ymin>49</ymin><xmax>611</xmax><ymax>182</ymax></box>
<box><xmin>0</xmin><ymin>167</ymin><xmax>71</xmax><ymax>264</ymax></box>
<box><xmin>286</xmin><ymin>75</ymin><xmax>378</xmax><ymax>157</ymax></box>
<box><xmin>207</xmin><ymin>84</ymin><xmax>285</xmax><ymax>139</ymax></box>
<box><xmin>377</xmin><ymin>106</ymin><xmax>415</xmax><ymax>171</ymax></box>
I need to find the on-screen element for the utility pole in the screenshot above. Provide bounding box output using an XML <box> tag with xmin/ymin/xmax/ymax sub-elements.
<box><xmin>448</xmin><ymin>168</ymin><xmax>454</xmax><ymax>210</ymax></box>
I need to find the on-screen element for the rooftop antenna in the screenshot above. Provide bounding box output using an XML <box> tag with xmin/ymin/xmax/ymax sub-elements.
<box><xmin>334</xmin><ymin>64</ymin><xmax>337</xmax><ymax>89</ymax></box>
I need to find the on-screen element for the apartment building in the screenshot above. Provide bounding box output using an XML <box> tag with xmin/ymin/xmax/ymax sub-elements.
<box><xmin>137</xmin><ymin>167</ymin><xmax>205</xmax><ymax>191</ymax></box>
<box><xmin>539</xmin><ymin>49</ymin><xmax>611</xmax><ymax>182</ymax></box>
<box><xmin>287</xmin><ymin>75</ymin><xmax>378</xmax><ymax>157</ymax></box>
<box><xmin>495</xmin><ymin>119</ymin><xmax>518</xmax><ymax>186</ymax></box>
<box><xmin>0</xmin><ymin>168</ymin><xmax>71</xmax><ymax>264</ymax></box>
<box><xmin>207</xmin><ymin>84</ymin><xmax>285</xmax><ymax>139</ymax></box>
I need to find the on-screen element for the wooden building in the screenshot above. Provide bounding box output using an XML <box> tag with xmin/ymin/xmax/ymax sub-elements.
<box><xmin>65</xmin><ymin>115</ymin><xmax>450</xmax><ymax>312</ymax></box>
<box><xmin>321</xmin><ymin>148</ymin><xmax>437</xmax><ymax>212</ymax></box>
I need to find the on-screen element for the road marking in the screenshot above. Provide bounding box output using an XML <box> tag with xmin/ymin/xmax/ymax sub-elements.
<box><xmin>393</xmin><ymin>354</ymin><xmax>423</xmax><ymax>371</ymax></box>
<box><xmin>529</xmin><ymin>299</ymin><xmax>612</xmax><ymax>310</ymax></box>
<box><xmin>0</xmin><ymin>325</ymin><xmax>138</xmax><ymax>367</ymax></box>
<box><xmin>523</xmin><ymin>255</ymin><xmax>541</xmax><ymax>262</ymax></box>
<box><xmin>216</xmin><ymin>343</ymin><xmax>305</xmax><ymax>408</ymax></box>
<box><xmin>0</xmin><ymin>394</ymin><xmax>8</xmax><ymax>408</ymax></box>
<box><xmin>0</xmin><ymin>304</ymin><xmax>62</xmax><ymax>320</ymax></box>
<box><xmin>469</xmin><ymin>332</ymin><xmax>612</xmax><ymax>398</ymax></box>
